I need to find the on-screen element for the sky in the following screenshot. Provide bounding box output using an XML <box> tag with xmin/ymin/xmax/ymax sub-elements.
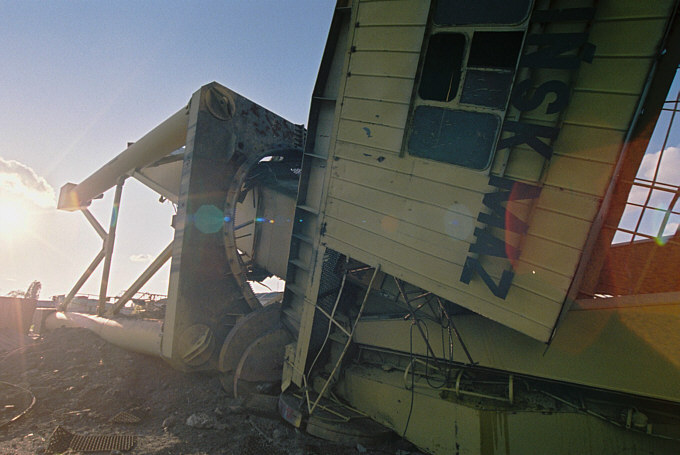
<box><xmin>0</xmin><ymin>0</ymin><xmax>335</xmax><ymax>299</ymax></box>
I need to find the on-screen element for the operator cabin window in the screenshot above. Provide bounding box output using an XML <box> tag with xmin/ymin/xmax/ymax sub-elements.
<box><xmin>434</xmin><ymin>0</ymin><xmax>532</xmax><ymax>26</ymax></box>
<box><xmin>408</xmin><ymin>16</ymin><xmax>526</xmax><ymax>170</ymax></box>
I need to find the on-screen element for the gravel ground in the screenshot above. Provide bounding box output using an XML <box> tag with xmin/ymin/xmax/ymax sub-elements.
<box><xmin>0</xmin><ymin>328</ymin><xmax>419</xmax><ymax>455</ymax></box>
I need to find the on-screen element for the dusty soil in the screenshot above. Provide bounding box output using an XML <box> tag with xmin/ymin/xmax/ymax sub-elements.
<box><xmin>0</xmin><ymin>328</ymin><xmax>418</xmax><ymax>455</ymax></box>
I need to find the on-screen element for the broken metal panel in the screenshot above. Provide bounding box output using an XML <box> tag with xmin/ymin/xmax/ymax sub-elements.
<box><xmin>0</xmin><ymin>296</ymin><xmax>37</xmax><ymax>335</ymax></box>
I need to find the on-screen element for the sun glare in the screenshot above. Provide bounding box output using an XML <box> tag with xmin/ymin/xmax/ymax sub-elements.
<box><xmin>0</xmin><ymin>197</ymin><xmax>29</xmax><ymax>236</ymax></box>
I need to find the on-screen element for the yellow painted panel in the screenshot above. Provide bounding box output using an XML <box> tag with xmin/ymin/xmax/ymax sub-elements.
<box><xmin>325</xmin><ymin>198</ymin><xmax>471</xmax><ymax>263</ymax></box>
<box><xmin>336</xmin><ymin>118</ymin><xmax>405</xmax><ymax>153</ymax></box>
<box><xmin>311</xmin><ymin>104</ymin><xmax>337</xmax><ymax>157</ymax></box>
<box><xmin>325</xmin><ymin>217</ymin><xmax>462</xmax><ymax>283</ymax></box>
<box><xmin>323</xmin><ymin>234</ymin><xmax>557</xmax><ymax>342</ymax></box>
<box><xmin>536</xmin><ymin>186</ymin><xmax>601</xmax><ymax>221</ymax></box>
<box><xmin>545</xmin><ymin>154</ymin><xmax>614</xmax><ymax>196</ymax></box>
<box><xmin>552</xmin><ymin>124</ymin><xmax>625</xmax><ymax>164</ymax></box>
<box><xmin>333</xmin><ymin>141</ymin><xmax>492</xmax><ymax>193</ymax></box>
<box><xmin>503</xmin><ymin>147</ymin><xmax>546</xmax><ymax>183</ymax></box>
<box><xmin>344</xmin><ymin>74</ymin><xmax>415</xmax><ymax>104</ymax></box>
<box><xmin>575</xmin><ymin>57</ymin><xmax>652</xmax><ymax>95</ymax></box>
<box><xmin>341</xmin><ymin>97</ymin><xmax>410</xmax><ymax>129</ymax></box>
<box><xmin>523</xmin><ymin>55</ymin><xmax>650</xmax><ymax>97</ymax></box>
<box><xmin>328</xmin><ymin>179</ymin><xmax>477</xmax><ymax>242</ymax></box>
<box><xmin>590</xmin><ymin>18</ymin><xmax>668</xmax><ymax>57</ymax></box>
<box><xmin>521</xmin><ymin>235</ymin><xmax>582</xmax><ymax>277</ymax></box>
<box><xmin>563</xmin><ymin>91</ymin><xmax>638</xmax><ymax>131</ymax></box>
<box><xmin>331</xmin><ymin>158</ymin><xmax>484</xmax><ymax>213</ymax></box>
<box><xmin>324</xmin><ymin>218</ymin><xmax>562</xmax><ymax>323</ymax></box>
<box><xmin>512</xmin><ymin>263</ymin><xmax>573</xmax><ymax>302</ymax></box>
<box><xmin>357</xmin><ymin>0</ymin><xmax>429</xmax><ymax>26</ymax></box>
<box><xmin>354</xmin><ymin>305</ymin><xmax>680</xmax><ymax>402</ymax></box>
<box><xmin>349</xmin><ymin>51</ymin><xmax>421</xmax><ymax>79</ymax></box>
<box><xmin>528</xmin><ymin>207</ymin><xmax>592</xmax><ymax>250</ymax></box>
<box><xmin>353</xmin><ymin>26</ymin><xmax>426</xmax><ymax>52</ymax></box>
<box><xmin>594</xmin><ymin>0</ymin><xmax>675</xmax><ymax>20</ymax></box>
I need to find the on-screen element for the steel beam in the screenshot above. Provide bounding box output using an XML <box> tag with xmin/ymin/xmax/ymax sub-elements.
<box><xmin>57</xmin><ymin>106</ymin><xmax>189</xmax><ymax>211</ymax></box>
<box><xmin>97</xmin><ymin>178</ymin><xmax>124</xmax><ymax>315</ymax></box>
<box><xmin>81</xmin><ymin>208</ymin><xmax>107</xmax><ymax>240</ymax></box>
<box><xmin>107</xmin><ymin>241</ymin><xmax>173</xmax><ymax>316</ymax></box>
<box><xmin>59</xmin><ymin>248</ymin><xmax>106</xmax><ymax>311</ymax></box>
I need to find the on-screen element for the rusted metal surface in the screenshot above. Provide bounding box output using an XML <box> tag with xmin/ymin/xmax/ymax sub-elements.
<box><xmin>594</xmin><ymin>234</ymin><xmax>680</xmax><ymax>295</ymax></box>
<box><xmin>0</xmin><ymin>297</ymin><xmax>37</xmax><ymax>335</ymax></box>
<box><xmin>160</xmin><ymin>82</ymin><xmax>304</xmax><ymax>370</ymax></box>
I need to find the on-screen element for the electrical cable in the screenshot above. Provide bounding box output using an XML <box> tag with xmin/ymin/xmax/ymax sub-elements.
<box><xmin>394</xmin><ymin>278</ymin><xmax>448</xmax><ymax>389</ymax></box>
<box><xmin>402</xmin><ymin>322</ymin><xmax>416</xmax><ymax>439</ymax></box>
<box><xmin>0</xmin><ymin>381</ymin><xmax>36</xmax><ymax>429</ymax></box>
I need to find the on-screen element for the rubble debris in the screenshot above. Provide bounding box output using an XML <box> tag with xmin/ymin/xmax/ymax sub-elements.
<box><xmin>0</xmin><ymin>327</ymin><xmax>423</xmax><ymax>454</ymax></box>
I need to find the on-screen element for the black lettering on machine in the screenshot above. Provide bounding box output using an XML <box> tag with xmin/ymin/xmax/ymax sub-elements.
<box><xmin>459</xmin><ymin>7</ymin><xmax>596</xmax><ymax>299</ymax></box>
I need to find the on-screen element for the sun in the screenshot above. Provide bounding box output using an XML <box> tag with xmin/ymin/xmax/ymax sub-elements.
<box><xmin>0</xmin><ymin>197</ymin><xmax>29</xmax><ymax>237</ymax></box>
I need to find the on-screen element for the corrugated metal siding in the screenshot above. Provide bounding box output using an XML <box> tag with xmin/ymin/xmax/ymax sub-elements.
<box><xmin>315</xmin><ymin>0</ymin><xmax>675</xmax><ymax>341</ymax></box>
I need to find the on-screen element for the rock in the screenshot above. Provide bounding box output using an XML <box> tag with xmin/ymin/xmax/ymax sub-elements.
<box><xmin>185</xmin><ymin>412</ymin><xmax>215</xmax><ymax>429</ymax></box>
<box><xmin>162</xmin><ymin>415</ymin><xmax>178</xmax><ymax>429</ymax></box>
<box><xmin>272</xmin><ymin>428</ymin><xmax>283</xmax><ymax>440</ymax></box>
<box><xmin>255</xmin><ymin>382</ymin><xmax>278</xmax><ymax>395</ymax></box>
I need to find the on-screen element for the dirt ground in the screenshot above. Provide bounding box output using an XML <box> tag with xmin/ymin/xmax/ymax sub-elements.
<box><xmin>0</xmin><ymin>328</ymin><xmax>420</xmax><ymax>455</ymax></box>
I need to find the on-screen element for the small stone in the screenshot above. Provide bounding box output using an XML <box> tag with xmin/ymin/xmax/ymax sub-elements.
<box><xmin>272</xmin><ymin>429</ymin><xmax>283</xmax><ymax>440</ymax></box>
<box><xmin>255</xmin><ymin>382</ymin><xmax>277</xmax><ymax>394</ymax></box>
<box><xmin>162</xmin><ymin>415</ymin><xmax>178</xmax><ymax>429</ymax></box>
<box><xmin>185</xmin><ymin>412</ymin><xmax>214</xmax><ymax>429</ymax></box>
<box><xmin>357</xmin><ymin>443</ymin><xmax>367</xmax><ymax>453</ymax></box>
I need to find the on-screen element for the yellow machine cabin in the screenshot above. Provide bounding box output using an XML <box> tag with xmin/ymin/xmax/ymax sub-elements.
<box><xmin>279</xmin><ymin>1</ymin><xmax>680</xmax><ymax>454</ymax></box>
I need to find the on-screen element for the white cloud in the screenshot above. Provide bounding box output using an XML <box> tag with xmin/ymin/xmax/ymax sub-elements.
<box><xmin>129</xmin><ymin>254</ymin><xmax>153</xmax><ymax>262</ymax></box>
<box><xmin>637</xmin><ymin>146</ymin><xmax>680</xmax><ymax>185</ymax></box>
<box><xmin>0</xmin><ymin>157</ymin><xmax>56</xmax><ymax>208</ymax></box>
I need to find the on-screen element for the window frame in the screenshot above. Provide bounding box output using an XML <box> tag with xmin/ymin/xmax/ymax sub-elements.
<box><xmin>403</xmin><ymin>6</ymin><xmax>531</xmax><ymax>172</ymax></box>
